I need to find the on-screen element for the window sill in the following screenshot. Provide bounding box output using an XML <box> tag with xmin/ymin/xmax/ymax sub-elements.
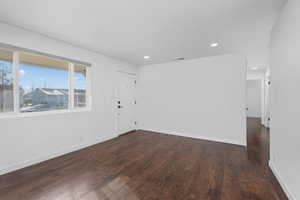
<box><xmin>0</xmin><ymin>108</ymin><xmax>91</xmax><ymax>120</ymax></box>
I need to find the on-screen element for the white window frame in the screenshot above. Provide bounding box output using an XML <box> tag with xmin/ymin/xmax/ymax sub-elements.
<box><xmin>68</xmin><ymin>63</ymin><xmax>75</xmax><ymax>109</ymax></box>
<box><xmin>12</xmin><ymin>52</ymin><xmax>20</xmax><ymax>113</ymax></box>
<box><xmin>0</xmin><ymin>49</ymin><xmax>91</xmax><ymax>119</ymax></box>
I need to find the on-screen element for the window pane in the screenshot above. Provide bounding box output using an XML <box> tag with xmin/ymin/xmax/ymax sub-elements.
<box><xmin>74</xmin><ymin>64</ymin><xmax>87</xmax><ymax>108</ymax></box>
<box><xmin>0</xmin><ymin>49</ymin><xmax>13</xmax><ymax>113</ymax></box>
<box><xmin>19</xmin><ymin>53</ymin><xmax>69</xmax><ymax>113</ymax></box>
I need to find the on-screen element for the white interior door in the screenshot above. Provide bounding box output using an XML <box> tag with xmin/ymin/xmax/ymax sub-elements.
<box><xmin>116</xmin><ymin>72</ymin><xmax>136</xmax><ymax>135</ymax></box>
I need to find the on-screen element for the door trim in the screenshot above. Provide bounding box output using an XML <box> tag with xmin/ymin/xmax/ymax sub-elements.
<box><xmin>115</xmin><ymin>70</ymin><xmax>137</xmax><ymax>136</ymax></box>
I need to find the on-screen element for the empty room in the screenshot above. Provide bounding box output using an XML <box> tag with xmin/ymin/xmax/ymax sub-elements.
<box><xmin>0</xmin><ymin>0</ymin><xmax>299</xmax><ymax>199</ymax></box>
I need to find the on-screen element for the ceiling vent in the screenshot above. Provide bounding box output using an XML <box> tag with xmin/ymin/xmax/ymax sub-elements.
<box><xmin>174</xmin><ymin>57</ymin><xmax>185</xmax><ymax>61</ymax></box>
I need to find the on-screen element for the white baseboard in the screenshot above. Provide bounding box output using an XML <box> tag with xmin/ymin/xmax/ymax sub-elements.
<box><xmin>0</xmin><ymin>135</ymin><xmax>116</xmax><ymax>176</ymax></box>
<box><xmin>269</xmin><ymin>161</ymin><xmax>295</xmax><ymax>200</ymax></box>
<box><xmin>140</xmin><ymin>128</ymin><xmax>246</xmax><ymax>146</ymax></box>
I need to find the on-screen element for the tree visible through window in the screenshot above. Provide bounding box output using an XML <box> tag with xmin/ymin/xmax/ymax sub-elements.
<box><xmin>0</xmin><ymin>49</ymin><xmax>13</xmax><ymax>113</ymax></box>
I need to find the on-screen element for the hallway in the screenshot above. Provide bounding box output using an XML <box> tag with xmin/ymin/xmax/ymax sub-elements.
<box><xmin>246</xmin><ymin>117</ymin><xmax>288</xmax><ymax>199</ymax></box>
<box><xmin>247</xmin><ymin>117</ymin><xmax>270</xmax><ymax>166</ymax></box>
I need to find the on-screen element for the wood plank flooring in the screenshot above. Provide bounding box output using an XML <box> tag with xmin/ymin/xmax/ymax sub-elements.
<box><xmin>0</xmin><ymin>118</ymin><xmax>288</xmax><ymax>200</ymax></box>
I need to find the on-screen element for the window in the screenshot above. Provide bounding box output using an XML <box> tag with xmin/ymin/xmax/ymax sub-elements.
<box><xmin>19</xmin><ymin>53</ymin><xmax>69</xmax><ymax>113</ymax></box>
<box><xmin>74</xmin><ymin>64</ymin><xmax>87</xmax><ymax>108</ymax></box>
<box><xmin>0</xmin><ymin>49</ymin><xmax>13</xmax><ymax>113</ymax></box>
<box><xmin>0</xmin><ymin>46</ymin><xmax>91</xmax><ymax>116</ymax></box>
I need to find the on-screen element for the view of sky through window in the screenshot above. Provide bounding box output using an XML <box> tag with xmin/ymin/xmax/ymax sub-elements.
<box><xmin>20</xmin><ymin>64</ymin><xmax>68</xmax><ymax>92</ymax></box>
<box><xmin>19</xmin><ymin>64</ymin><xmax>86</xmax><ymax>93</ymax></box>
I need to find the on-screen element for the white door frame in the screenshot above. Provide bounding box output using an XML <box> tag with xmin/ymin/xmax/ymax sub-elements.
<box><xmin>246</xmin><ymin>76</ymin><xmax>269</xmax><ymax>126</ymax></box>
<box><xmin>114</xmin><ymin>70</ymin><xmax>137</xmax><ymax>136</ymax></box>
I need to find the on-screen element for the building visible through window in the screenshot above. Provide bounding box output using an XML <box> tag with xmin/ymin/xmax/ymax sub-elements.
<box><xmin>19</xmin><ymin>53</ymin><xmax>69</xmax><ymax>113</ymax></box>
<box><xmin>74</xmin><ymin>64</ymin><xmax>87</xmax><ymax>108</ymax></box>
<box><xmin>0</xmin><ymin>46</ymin><xmax>90</xmax><ymax>115</ymax></box>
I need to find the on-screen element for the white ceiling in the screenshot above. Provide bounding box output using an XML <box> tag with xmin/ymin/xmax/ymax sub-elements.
<box><xmin>0</xmin><ymin>0</ymin><xmax>285</xmax><ymax>66</ymax></box>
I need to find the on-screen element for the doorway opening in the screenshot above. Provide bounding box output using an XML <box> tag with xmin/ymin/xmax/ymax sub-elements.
<box><xmin>246</xmin><ymin>76</ymin><xmax>270</xmax><ymax>165</ymax></box>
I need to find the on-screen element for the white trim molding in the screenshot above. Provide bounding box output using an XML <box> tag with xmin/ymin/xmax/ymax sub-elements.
<box><xmin>12</xmin><ymin>52</ymin><xmax>20</xmax><ymax>113</ymax></box>
<box><xmin>269</xmin><ymin>161</ymin><xmax>295</xmax><ymax>200</ymax></box>
<box><xmin>0</xmin><ymin>108</ymin><xmax>91</xmax><ymax>120</ymax></box>
<box><xmin>0</xmin><ymin>42</ymin><xmax>91</xmax><ymax>67</ymax></box>
<box><xmin>140</xmin><ymin>128</ymin><xmax>246</xmax><ymax>146</ymax></box>
<box><xmin>68</xmin><ymin>63</ymin><xmax>75</xmax><ymax>109</ymax></box>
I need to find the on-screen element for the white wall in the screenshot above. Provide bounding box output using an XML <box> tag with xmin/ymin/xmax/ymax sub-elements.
<box><xmin>0</xmin><ymin>22</ymin><xmax>137</xmax><ymax>175</ymax></box>
<box><xmin>246</xmin><ymin>80</ymin><xmax>261</xmax><ymax>118</ymax></box>
<box><xmin>270</xmin><ymin>0</ymin><xmax>300</xmax><ymax>199</ymax></box>
<box><xmin>137</xmin><ymin>54</ymin><xmax>247</xmax><ymax>146</ymax></box>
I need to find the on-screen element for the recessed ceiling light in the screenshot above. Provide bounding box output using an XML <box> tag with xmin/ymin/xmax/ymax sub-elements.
<box><xmin>251</xmin><ymin>67</ymin><xmax>259</xmax><ymax>70</ymax></box>
<box><xmin>210</xmin><ymin>42</ymin><xmax>219</xmax><ymax>47</ymax></box>
<box><xmin>144</xmin><ymin>56</ymin><xmax>150</xmax><ymax>59</ymax></box>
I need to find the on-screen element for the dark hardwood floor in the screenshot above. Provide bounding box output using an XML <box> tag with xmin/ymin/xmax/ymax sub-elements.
<box><xmin>247</xmin><ymin>117</ymin><xmax>270</xmax><ymax>166</ymax></box>
<box><xmin>0</xmin><ymin>118</ymin><xmax>288</xmax><ymax>200</ymax></box>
